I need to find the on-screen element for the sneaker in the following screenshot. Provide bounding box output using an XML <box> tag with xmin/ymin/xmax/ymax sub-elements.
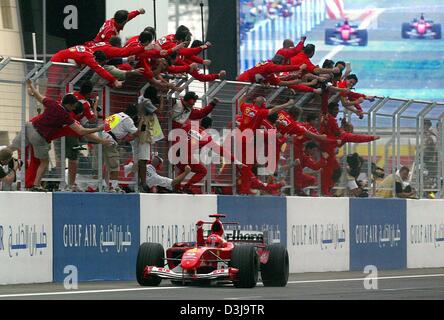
<box><xmin>30</xmin><ymin>185</ymin><xmax>47</xmax><ymax>192</ymax></box>
<box><xmin>108</xmin><ymin>187</ymin><xmax>125</xmax><ymax>194</ymax></box>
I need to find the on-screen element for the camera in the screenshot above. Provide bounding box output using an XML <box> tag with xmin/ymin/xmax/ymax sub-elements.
<box><xmin>8</xmin><ymin>158</ymin><xmax>23</xmax><ymax>170</ymax></box>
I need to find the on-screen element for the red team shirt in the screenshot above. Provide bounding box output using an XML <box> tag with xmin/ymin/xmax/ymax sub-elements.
<box><xmin>72</xmin><ymin>92</ymin><xmax>96</xmax><ymax>122</ymax></box>
<box><xmin>290</xmin><ymin>52</ymin><xmax>317</xmax><ymax>73</ymax></box>
<box><xmin>94</xmin><ymin>10</ymin><xmax>141</xmax><ymax>43</ymax></box>
<box><xmin>237</xmin><ymin>61</ymin><xmax>302</xmax><ymax>83</ymax></box>
<box><xmin>32</xmin><ymin>98</ymin><xmax>75</xmax><ymax>142</ymax></box>
<box><xmin>51</xmin><ymin>46</ymin><xmax>117</xmax><ymax>83</ymax></box>
<box><xmin>238</xmin><ymin>103</ymin><xmax>270</xmax><ymax>132</ymax></box>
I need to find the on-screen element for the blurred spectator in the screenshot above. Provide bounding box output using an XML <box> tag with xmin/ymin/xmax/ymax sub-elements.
<box><xmin>131</xmin><ymin>86</ymin><xmax>165</xmax><ymax>192</ymax></box>
<box><xmin>335</xmin><ymin>153</ymin><xmax>368</xmax><ymax>198</ymax></box>
<box><xmin>0</xmin><ymin>148</ymin><xmax>20</xmax><ymax>191</ymax></box>
<box><xmin>376</xmin><ymin>166</ymin><xmax>417</xmax><ymax>199</ymax></box>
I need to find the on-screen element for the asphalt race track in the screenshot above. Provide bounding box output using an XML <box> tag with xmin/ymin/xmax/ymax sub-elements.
<box><xmin>0</xmin><ymin>268</ymin><xmax>443</xmax><ymax>300</ymax></box>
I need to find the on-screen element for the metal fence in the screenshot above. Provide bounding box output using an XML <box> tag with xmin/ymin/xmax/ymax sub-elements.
<box><xmin>0</xmin><ymin>56</ymin><xmax>443</xmax><ymax>198</ymax></box>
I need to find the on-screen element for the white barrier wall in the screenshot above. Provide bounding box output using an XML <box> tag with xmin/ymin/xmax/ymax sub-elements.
<box><xmin>407</xmin><ymin>200</ymin><xmax>444</xmax><ymax>269</ymax></box>
<box><xmin>140</xmin><ymin>194</ymin><xmax>218</xmax><ymax>249</ymax></box>
<box><xmin>287</xmin><ymin>197</ymin><xmax>350</xmax><ymax>273</ymax></box>
<box><xmin>0</xmin><ymin>193</ymin><xmax>53</xmax><ymax>285</ymax></box>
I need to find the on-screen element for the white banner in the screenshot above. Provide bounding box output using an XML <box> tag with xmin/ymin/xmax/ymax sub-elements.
<box><xmin>0</xmin><ymin>192</ymin><xmax>53</xmax><ymax>285</ymax></box>
<box><xmin>140</xmin><ymin>194</ymin><xmax>218</xmax><ymax>249</ymax></box>
<box><xmin>407</xmin><ymin>200</ymin><xmax>444</xmax><ymax>269</ymax></box>
<box><xmin>287</xmin><ymin>197</ymin><xmax>349</xmax><ymax>273</ymax></box>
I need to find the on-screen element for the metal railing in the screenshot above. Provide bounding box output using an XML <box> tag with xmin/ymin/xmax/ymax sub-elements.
<box><xmin>0</xmin><ymin>56</ymin><xmax>443</xmax><ymax>198</ymax></box>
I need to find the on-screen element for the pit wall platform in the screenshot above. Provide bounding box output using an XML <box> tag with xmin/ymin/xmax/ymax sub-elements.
<box><xmin>0</xmin><ymin>193</ymin><xmax>442</xmax><ymax>284</ymax></box>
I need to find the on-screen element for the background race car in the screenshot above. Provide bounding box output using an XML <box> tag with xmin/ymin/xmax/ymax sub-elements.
<box><xmin>402</xmin><ymin>15</ymin><xmax>441</xmax><ymax>39</ymax></box>
<box><xmin>325</xmin><ymin>20</ymin><xmax>368</xmax><ymax>46</ymax></box>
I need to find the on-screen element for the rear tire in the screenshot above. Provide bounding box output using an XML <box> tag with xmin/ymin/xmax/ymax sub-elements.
<box><xmin>325</xmin><ymin>29</ymin><xmax>336</xmax><ymax>45</ymax></box>
<box><xmin>432</xmin><ymin>24</ymin><xmax>442</xmax><ymax>39</ymax></box>
<box><xmin>260</xmin><ymin>244</ymin><xmax>289</xmax><ymax>287</ymax></box>
<box><xmin>402</xmin><ymin>23</ymin><xmax>410</xmax><ymax>39</ymax></box>
<box><xmin>357</xmin><ymin>29</ymin><xmax>368</xmax><ymax>46</ymax></box>
<box><xmin>136</xmin><ymin>243</ymin><xmax>164</xmax><ymax>286</ymax></box>
<box><xmin>230</xmin><ymin>245</ymin><xmax>259</xmax><ymax>288</ymax></box>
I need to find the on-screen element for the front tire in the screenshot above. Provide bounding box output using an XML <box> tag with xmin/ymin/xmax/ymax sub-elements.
<box><xmin>136</xmin><ymin>243</ymin><xmax>164</xmax><ymax>286</ymax></box>
<box><xmin>260</xmin><ymin>244</ymin><xmax>289</xmax><ymax>287</ymax></box>
<box><xmin>230</xmin><ymin>245</ymin><xmax>259</xmax><ymax>288</ymax></box>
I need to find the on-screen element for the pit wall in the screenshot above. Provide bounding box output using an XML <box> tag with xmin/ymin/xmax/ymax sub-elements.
<box><xmin>0</xmin><ymin>193</ymin><xmax>443</xmax><ymax>284</ymax></box>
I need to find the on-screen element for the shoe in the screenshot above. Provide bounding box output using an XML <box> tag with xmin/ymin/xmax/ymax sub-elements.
<box><xmin>30</xmin><ymin>185</ymin><xmax>47</xmax><ymax>192</ymax></box>
<box><xmin>108</xmin><ymin>187</ymin><xmax>125</xmax><ymax>194</ymax></box>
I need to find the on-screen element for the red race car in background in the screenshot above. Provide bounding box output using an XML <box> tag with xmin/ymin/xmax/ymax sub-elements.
<box><xmin>136</xmin><ymin>214</ymin><xmax>289</xmax><ymax>288</ymax></box>
<box><xmin>402</xmin><ymin>14</ymin><xmax>441</xmax><ymax>39</ymax></box>
<box><xmin>325</xmin><ymin>19</ymin><xmax>368</xmax><ymax>46</ymax></box>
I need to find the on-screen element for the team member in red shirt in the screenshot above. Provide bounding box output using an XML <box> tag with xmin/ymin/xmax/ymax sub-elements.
<box><xmin>338</xmin><ymin>74</ymin><xmax>376</xmax><ymax>119</ymax></box>
<box><xmin>236</xmin><ymin>55</ymin><xmax>305</xmax><ymax>83</ymax></box>
<box><xmin>319</xmin><ymin>102</ymin><xmax>343</xmax><ymax>196</ymax></box>
<box><xmin>8</xmin><ymin>81</ymin><xmax>110</xmax><ymax>191</ymax></box>
<box><xmin>93</xmin><ymin>8</ymin><xmax>145</xmax><ymax>44</ymax></box>
<box><xmin>171</xmin><ymin>92</ymin><xmax>220</xmax><ymax>193</ymax></box>
<box><xmin>156</xmin><ymin>25</ymin><xmax>210</xmax><ymax>58</ymax></box>
<box><xmin>49</xmin><ymin>46</ymin><xmax>122</xmax><ymax>100</ymax></box>
<box><xmin>275</xmin><ymin>36</ymin><xmax>306</xmax><ymax>62</ymax></box>
<box><xmin>294</xmin><ymin>142</ymin><xmax>329</xmax><ymax>196</ymax></box>
<box><xmin>124</xmin><ymin>32</ymin><xmax>185</xmax><ymax>90</ymax></box>
<box><xmin>237</xmin><ymin>97</ymin><xmax>295</xmax><ymax>169</ymax></box>
<box><xmin>290</xmin><ymin>44</ymin><xmax>341</xmax><ymax>76</ymax></box>
<box><xmin>173</xmin><ymin>40</ymin><xmax>226</xmax><ymax>82</ymax></box>
<box><xmin>338</xmin><ymin>118</ymin><xmax>380</xmax><ymax>146</ymax></box>
<box><xmin>65</xmin><ymin>81</ymin><xmax>99</xmax><ymax>191</ymax></box>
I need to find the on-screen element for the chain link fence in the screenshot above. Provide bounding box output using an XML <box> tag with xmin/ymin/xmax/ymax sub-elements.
<box><xmin>1</xmin><ymin>57</ymin><xmax>443</xmax><ymax>198</ymax></box>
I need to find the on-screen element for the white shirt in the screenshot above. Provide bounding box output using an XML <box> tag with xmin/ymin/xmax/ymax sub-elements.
<box><xmin>146</xmin><ymin>165</ymin><xmax>173</xmax><ymax>190</ymax></box>
<box><xmin>172</xmin><ymin>100</ymin><xmax>192</xmax><ymax>125</ymax></box>
<box><xmin>104</xmin><ymin>113</ymin><xmax>138</xmax><ymax>141</ymax></box>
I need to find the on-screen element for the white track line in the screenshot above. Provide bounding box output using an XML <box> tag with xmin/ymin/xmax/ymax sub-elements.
<box><xmin>287</xmin><ymin>273</ymin><xmax>444</xmax><ymax>285</ymax></box>
<box><xmin>1</xmin><ymin>273</ymin><xmax>444</xmax><ymax>298</ymax></box>
<box><xmin>317</xmin><ymin>8</ymin><xmax>386</xmax><ymax>64</ymax></box>
<box><xmin>0</xmin><ymin>286</ymin><xmax>185</xmax><ymax>299</ymax></box>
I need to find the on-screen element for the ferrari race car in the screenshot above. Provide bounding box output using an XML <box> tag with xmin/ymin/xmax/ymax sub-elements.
<box><xmin>325</xmin><ymin>20</ymin><xmax>368</xmax><ymax>46</ymax></box>
<box><xmin>136</xmin><ymin>214</ymin><xmax>289</xmax><ymax>288</ymax></box>
<box><xmin>402</xmin><ymin>14</ymin><xmax>441</xmax><ymax>39</ymax></box>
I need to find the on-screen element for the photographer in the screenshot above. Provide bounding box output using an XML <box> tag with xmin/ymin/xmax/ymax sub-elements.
<box><xmin>335</xmin><ymin>153</ymin><xmax>369</xmax><ymax>197</ymax></box>
<box><xmin>0</xmin><ymin>148</ymin><xmax>21</xmax><ymax>191</ymax></box>
<box><xmin>130</xmin><ymin>86</ymin><xmax>165</xmax><ymax>192</ymax></box>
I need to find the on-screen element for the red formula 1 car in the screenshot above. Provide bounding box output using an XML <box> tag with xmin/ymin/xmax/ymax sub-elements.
<box><xmin>136</xmin><ymin>214</ymin><xmax>289</xmax><ymax>288</ymax></box>
<box><xmin>325</xmin><ymin>19</ymin><xmax>368</xmax><ymax>46</ymax></box>
<box><xmin>402</xmin><ymin>14</ymin><xmax>441</xmax><ymax>39</ymax></box>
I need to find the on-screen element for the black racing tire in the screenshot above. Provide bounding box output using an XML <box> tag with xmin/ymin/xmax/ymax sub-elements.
<box><xmin>402</xmin><ymin>23</ymin><xmax>410</xmax><ymax>39</ymax></box>
<box><xmin>260</xmin><ymin>244</ymin><xmax>289</xmax><ymax>287</ymax></box>
<box><xmin>357</xmin><ymin>29</ymin><xmax>368</xmax><ymax>46</ymax></box>
<box><xmin>325</xmin><ymin>29</ymin><xmax>336</xmax><ymax>45</ymax></box>
<box><xmin>432</xmin><ymin>24</ymin><xmax>442</xmax><ymax>39</ymax></box>
<box><xmin>230</xmin><ymin>245</ymin><xmax>259</xmax><ymax>288</ymax></box>
<box><xmin>136</xmin><ymin>243</ymin><xmax>164</xmax><ymax>286</ymax></box>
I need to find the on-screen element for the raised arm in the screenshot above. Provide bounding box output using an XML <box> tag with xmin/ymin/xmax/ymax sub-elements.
<box><xmin>27</xmin><ymin>80</ymin><xmax>45</xmax><ymax>104</ymax></box>
<box><xmin>269</xmin><ymin>99</ymin><xmax>295</xmax><ymax>115</ymax></box>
